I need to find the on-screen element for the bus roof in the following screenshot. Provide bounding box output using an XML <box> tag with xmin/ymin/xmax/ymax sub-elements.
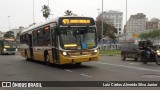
<box><xmin>21</xmin><ymin>16</ymin><xmax>94</xmax><ymax>34</ymax></box>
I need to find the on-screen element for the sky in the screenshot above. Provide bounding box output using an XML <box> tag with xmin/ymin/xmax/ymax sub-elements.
<box><xmin>0</xmin><ymin>0</ymin><xmax>160</xmax><ymax>32</ymax></box>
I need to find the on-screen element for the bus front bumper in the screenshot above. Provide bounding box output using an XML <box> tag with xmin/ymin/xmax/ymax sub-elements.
<box><xmin>59</xmin><ymin>53</ymin><xmax>99</xmax><ymax>64</ymax></box>
<box><xmin>3</xmin><ymin>51</ymin><xmax>16</xmax><ymax>54</ymax></box>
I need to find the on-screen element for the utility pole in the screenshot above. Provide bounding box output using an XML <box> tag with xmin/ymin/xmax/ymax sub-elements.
<box><xmin>48</xmin><ymin>0</ymin><xmax>50</xmax><ymax>19</ymax></box>
<box><xmin>33</xmin><ymin>0</ymin><xmax>35</xmax><ymax>24</ymax></box>
<box><xmin>101</xmin><ymin>0</ymin><xmax>104</xmax><ymax>49</ymax></box>
<box><xmin>124</xmin><ymin>0</ymin><xmax>128</xmax><ymax>43</ymax></box>
<box><xmin>97</xmin><ymin>8</ymin><xmax>100</xmax><ymax>15</ymax></box>
<box><xmin>8</xmin><ymin>16</ymin><xmax>11</xmax><ymax>30</ymax></box>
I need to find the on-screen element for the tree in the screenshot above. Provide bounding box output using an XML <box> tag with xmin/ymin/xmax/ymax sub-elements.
<box><xmin>41</xmin><ymin>5</ymin><xmax>50</xmax><ymax>20</ymax></box>
<box><xmin>96</xmin><ymin>20</ymin><xmax>117</xmax><ymax>41</ymax></box>
<box><xmin>139</xmin><ymin>29</ymin><xmax>160</xmax><ymax>42</ymax></box>
<box><xmin>64</xmin><ymin>10</ymin><xmax>73</xmax><ymax>16</ymax></box>
<box><xmin>4</xmin><ymin>31</ymin><xmax>14</xmax><ymax>38</ymax></box>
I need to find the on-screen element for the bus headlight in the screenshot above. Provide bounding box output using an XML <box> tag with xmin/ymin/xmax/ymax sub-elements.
<box><xmin>156</xmin><ymin>50</ymin><xmax>160</xmax><ymax>55</ymax></box>
<box><xmin>62</xmin><ymin>52</ymin><xmax>67</xmax><ymax>56</ymax></box>
<box><xmin>94</xmin><ymin>50</ymin><xmax>98</xmax><ymax>53</ymax></box>
<box><xmin>3</xmin><ymin>48</ymin><xmax>6</xmax><ymax>51</ymax></box>
<box><xmin>92</xmin><ymin>49</ymin><xmax>98</xmax><ymax>55</ymax></box>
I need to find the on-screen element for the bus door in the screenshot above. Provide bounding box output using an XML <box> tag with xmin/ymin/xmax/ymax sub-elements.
<box><xmin>29</xmin><ymin>34</ymin><xmax>34</xmax><ymax>59</ymax></box>
<box><xmin>51</xmin><ymin>27</ymin><xmax>59</xmax><ymax>63</ymax></box>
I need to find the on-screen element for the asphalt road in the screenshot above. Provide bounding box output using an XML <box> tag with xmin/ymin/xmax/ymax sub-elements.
<box><xmin>0</xmin><ymin>54</ymin><xmax>160</xmax><ymax>90</ymax></box>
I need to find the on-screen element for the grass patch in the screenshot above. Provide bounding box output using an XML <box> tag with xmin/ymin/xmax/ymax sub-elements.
<box><xmin>99</xmin><ymin>50</ymin><xmax>121</xmax><ymax>55</ymax></box>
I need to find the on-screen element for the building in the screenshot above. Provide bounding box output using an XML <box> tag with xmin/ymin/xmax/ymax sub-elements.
<box><xmin>0</xmin><ymin>31</ymin><xmax>5</xmax><ymax>39</ymax></box>
<box><xmin>97</xmin><ymin>10</ymin><xmax>123</xmax><ymax>35</ymax></box>
<box><xmin>146</xmin><ymin>21</ymin><xmax>158</xmax><ymax>30</ymax></box>
<box><xmin>126</xmin><ymin>13</ymin><xmax>147</xmax><ymax>33</ymax></box>
<box><xmin>10</xmin><ymin>26</ymin><xmax>25</xmax><ymax>38</ymax></box>
<box><xmin>150</xmin><ymin>18</ymin><xmax>160</xmax><ymax>29</ymax></box>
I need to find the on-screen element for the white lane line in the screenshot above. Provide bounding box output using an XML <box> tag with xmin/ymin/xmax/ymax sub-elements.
<box><xmin>93</xmin><ymin>62</ymin><xmax>160</xmax><ymax>73</ymax></box>
<box><xmin>130</xmin><ymin>63</ymin><xmax>139</xmax><ymax>65</ymax></box>
<box><xmin>64</xmin><ymin>69</ymin><xmax>73</xmax><ymax>72</ymax></box>
<box><xmin>80</xmin><ymin>74</ymin><xmax>93</xmax><ymax>78</ymax></box>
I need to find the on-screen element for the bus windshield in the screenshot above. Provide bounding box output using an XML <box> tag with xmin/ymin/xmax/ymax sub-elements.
<box><xmin>60</xmin><ymin>27</ymin><xmax>97</xmax><ymax>50</ymax></box>
<box><xmin>4</xmin><ymin>40</ymin><xmax>16</xmax><ymax>48</ymax></box>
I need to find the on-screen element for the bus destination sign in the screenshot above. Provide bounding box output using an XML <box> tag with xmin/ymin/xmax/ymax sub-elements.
<box><xmin>59</xmin><ymin>17</ymin><xmax>95</xmax><ymax>26</ymax></box>
<box><xmin>62</xmin><ymin>19</ymin><xmax>90</xmax><ymax>24</ymax></box>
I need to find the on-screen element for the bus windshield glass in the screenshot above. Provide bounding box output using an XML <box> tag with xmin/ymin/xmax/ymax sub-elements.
<box><xmin>60</xmin><ymin>27</ymin><xmax>97</xmax><ymax>50</ymax></box>
<box><xmin>4</xmin><ymin>40</ymin><xmax>16</xmax><ymax>48</ymax></box>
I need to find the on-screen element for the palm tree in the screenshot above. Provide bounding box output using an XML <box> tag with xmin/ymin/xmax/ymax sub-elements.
<box><xmin>64</xmin><ymin>10</ymin><xmax>73</xmax><ymax>16</ymax></box>
<box><xmin>41</xmin><ymin>5</ymin><xmax>50</xmax><ymax>20</ymax></box>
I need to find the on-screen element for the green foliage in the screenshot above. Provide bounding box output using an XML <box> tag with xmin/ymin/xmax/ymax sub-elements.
<box><xmin>64</xmin><ymin>10</ymin><xmax>73</xmax><ymax>16</ymax></box>
<box><xmin>96</xmin><ymin>20</ymin><xmax>117</xmax><ymax>41</ymax></box>
<box><xmin>139</xmin><ymin>29</ymin><xmax>160</xmax><ymax>41</ymax></box>
<box><xmin>99</xmin><ymin>50</ymin><xmax>120</xmax><ymax>55</ymax></box>
<box><xmin>41</xmin><ymin>5</ymin><xmax>50</xmax><ymax>20</ymax></box>
<box><xmin>4</xmin><ymin>31</ymin><xmax>14</xmax><ymax>38</ymax></box>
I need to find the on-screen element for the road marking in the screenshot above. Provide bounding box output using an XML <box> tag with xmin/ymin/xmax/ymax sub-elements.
<box><xmin>80</xmin><ymin>74</ymin><xmax>93</xmax><ymax>78</ymax></box>
<box><xmin>64</xmin><ymin>69</ymin><xmax>73</xmax><ymax>72</ymax></box>
<box><xmin>130</xmin><ymin>63</ymin><xmax>139</xmax><ymax>65</ymax></box>
<box><xmin>93</xmin><ymin>62</ymin><xmax>160</xmax><ymax>73</ymax></box>
<box><xmin>142</xmin><ymin>74</ymin><xmax>160</xmax><ymax>78</ymax></box>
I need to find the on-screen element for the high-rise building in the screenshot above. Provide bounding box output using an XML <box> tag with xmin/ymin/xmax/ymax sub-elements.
<box><xmin>0</xmin><ymin>31</ymin><xmax>5</xmax><ymax>38</ymax></box>
<box><xmin>146</xmin><ymin>21</ymin><xmax>158</xmax><ymax>30</ymax></box>
<box><xmin>126</xmin><ymin>13</ymin><xmax>147</xmax><ymax>33</ymax></box>
<box><xmin>97</xmin><ymin>10</ymin><xmax>123</xmax><ymax>35</ymax></box>
<box><xmin>149</xmin><ymin>18</ymin><xmax>160</xmax><ymax>29</ymax></box>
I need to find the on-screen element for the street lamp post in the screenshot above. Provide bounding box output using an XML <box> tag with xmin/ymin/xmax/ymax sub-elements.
<box><xmin>47</xmin><ymin>0</ymin><xmax>50</xmax><ymax>19</ymax></box>
<box><xmin>124</xmin><ymin>0</ymin><xmax>128</xmax><ymax>43</ymax></box>
<box><xmin>33</xmin><ymin>0</ymin><xmax>35</xmax><ymax>24</ymax></box>
<box><xmin>97</xmin><ymin>8</ymin><xmax>100</xmax><ymax>15</ymax></box>
<box><xmin>101</xmin><ymin>0</ymin><xmax>104</xmax><ymax>49</ymax></box>
<box><xmin>126</xmin><ymin>0</ymin><xmax>127</xmax><ymax>23</ymax></box>
<box><xmin>8</xmin><ymin>16</ymin><xmax>11</xmax><ymax>30</ymax></box>
<box><xmin>48</xmin><ymin>0</ymin><xmax>49</xmax><ymax>6</ymax></box>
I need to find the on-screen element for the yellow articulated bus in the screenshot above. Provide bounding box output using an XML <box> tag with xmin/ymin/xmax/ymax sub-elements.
<box><xmin>20</xmin><ymin>16</ymin><xmax>99</xmax><ymax>65</ymax></box>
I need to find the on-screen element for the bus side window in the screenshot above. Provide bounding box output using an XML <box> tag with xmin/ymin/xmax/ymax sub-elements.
<box><xmin>26</xmin><ymin>34</ymin><xmax>29</xmax><ymax>45</ymax></box>
<box><xmin>0</xmin><ymin>41</ymin><xmax>2</xmax><ymax>47</ymax></box>
<box><xmin>20</xmin><ymin>35</ymin><xmax>22</xmax><ymax>44</ymax></box>
<box><xmin>44</xmin><ymin>26</ymin><xmax>50</xmax><ymax>46</ymax></box>
<box><xmin>51</xmin><ymin>27</ymin><xmax>55</xmax><ymax>46</ymax></box>
<box><xmin>33</xmin><ymin>30</ymin><xmax>38</xmax><ymax>46</ymax></box>
<box><xmin>37</xmin><ymin>29</ymin><xmax>44</xmax><ymax>46</ymax></box>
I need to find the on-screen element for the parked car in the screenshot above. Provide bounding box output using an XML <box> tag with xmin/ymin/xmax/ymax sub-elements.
<box><xmin>121</xmin><ymin>43</ymin><xmax>142</xmax><ymax>61</ymax></box>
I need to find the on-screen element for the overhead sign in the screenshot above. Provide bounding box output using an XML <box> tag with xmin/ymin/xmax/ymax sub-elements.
<box><xmin>59</xmin><ymin>17</ymin><xmax>95</xmax><ymax>26</ymax></box>
<box><xmin>132</xmin><ymin>33</ymin><xmax>139</xmax><ymax>38</ymax></box>
<box><xmin>62</xmin><ymin>19</ymin><xmax>90</xmax><ymax>25</ymax></box>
